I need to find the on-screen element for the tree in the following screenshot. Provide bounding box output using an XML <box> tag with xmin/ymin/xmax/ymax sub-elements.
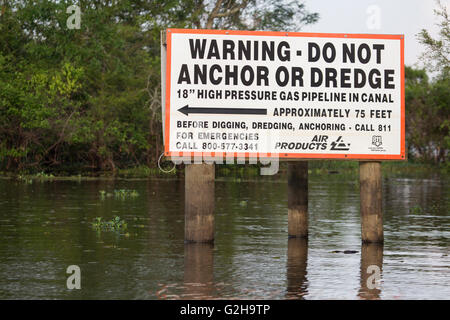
<box><xmin>200</xmin><ymin>0</ymin><xmax>319</xmax><ymax>30</ymax></box>
<box><xmin>407</xmin><ymin>0</ymin><xmax>449</xmax><ymax>164</ymax></box>
<box><xmin>405</xmin><ymin>66</ymin><xmax>448</xmax><ymax>163</ymax></box>
<box><xmin>417</xmin><ymin>0</ymin><xmax>449</xmax><ymax>78</ymax></box>
<box><xmin>0</xmin><ymin>0</ymin><xmax>318</xmax><ymax>173</ymax></box>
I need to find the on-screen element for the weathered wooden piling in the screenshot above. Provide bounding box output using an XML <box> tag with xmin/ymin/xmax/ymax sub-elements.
<box><xmin>359</xmin><ymin>161</ymin><xmax>383</xmax><ymax>243</ymax></box>
<box><xmin>286</xmin><ymin>238</ymin><xmax>308</xmax><ymax>299</ymax></box>
<box><xmin>185</xmin><ymin>163</ymin><xmax>215</xmax><ymax>242</ymax></box>
<box><xmin>288</xmin><ymin>162</ymin><xmax>308</xmax><ymax>238</ymax></box>
<box><xmin>184</xmin><ymin>242</ymin><xmax>214</xmax><ymax>299</ymax></box>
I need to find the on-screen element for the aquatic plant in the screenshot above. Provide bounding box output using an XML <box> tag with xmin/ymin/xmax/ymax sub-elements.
<box><xmin>35</xmin><ymin>171</ymin><xmax>55</xmax><ymax>179</ymax></box>
<box><xmin>91</xmin><ymin>216</ymin><xmax>128</xmax><ymax>231</ymax></box>
<box><xmin>17</xmin><ymin>175</ymin><xmax>33</xmax><ymax>184</ymax></box>
<box><xmin>409</xmin><ymin>205</ymin><xmax>423</xmax><ymax>214</ymax></box>
<box><xmin>429</xmin><ymin>203</ymin><xmax>442</xmax><ymax>213</ymax></box>
<box><xmin>99</xmin><ymin>189</ymin><xmax>138</xmax><ymax>200</ymax></box>
<box><xmin>239</xmin><ymin>200</ymin><xmax>248</xmax><ymax>207</ymax></box>
<box><xmin>113</xmin><ymin>189</ymin><xmax>139</xmax><ymax>199</ymax></box>
<box><xmin>99</xmin><ymin>190</ymin><xmax>114</xmax><ymax>199</ymax></box>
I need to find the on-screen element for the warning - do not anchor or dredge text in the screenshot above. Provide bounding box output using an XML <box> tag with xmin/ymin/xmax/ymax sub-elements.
<box><xmin>177</xmin><ymin>39</ymin><xmax>396</xmax><ymax>89</ymax></box>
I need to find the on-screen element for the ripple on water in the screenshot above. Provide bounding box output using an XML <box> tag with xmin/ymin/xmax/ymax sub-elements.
<box><xmin>0</xmin><ymin>176</ymin><xmax>448</xmax><ymax>299</ymax></box>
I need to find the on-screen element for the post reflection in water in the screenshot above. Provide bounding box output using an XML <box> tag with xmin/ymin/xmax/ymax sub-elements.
<box><xmin>286</xmin><ymin>238</ymin><xmax>309</xmax><ymax>299</ymax></box>
<box><xmin>358</xmin><ymin>243</ymin><xmax>383</xmax><ymax>300</ymax></box>
<box><xmin>183</xmin><ymin>242</ymin><xmax>214</xmax><ymax>299</ymax></box>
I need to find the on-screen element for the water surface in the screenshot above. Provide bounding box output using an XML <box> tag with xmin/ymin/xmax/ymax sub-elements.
<box><xmin>0</xmin><ymin>172</ymin><xmax>448</xmax><ymax>299</ymax></box>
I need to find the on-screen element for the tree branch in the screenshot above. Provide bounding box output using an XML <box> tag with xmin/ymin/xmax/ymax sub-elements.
<box><xmin>205</xmin><ymin>0</ymin><xmax>223</xmax><ymax>29</ymax></box>
<box><xmin>213</xmin><ymin>1</ymin><xmax>247</xmax><ymax>18</ymax></box>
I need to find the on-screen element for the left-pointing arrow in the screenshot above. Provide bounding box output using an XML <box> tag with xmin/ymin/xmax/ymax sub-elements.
<box><xmin>178</xmin><ymin>105</ymin><xmax>267</xmax><ymax>116</ymax></box>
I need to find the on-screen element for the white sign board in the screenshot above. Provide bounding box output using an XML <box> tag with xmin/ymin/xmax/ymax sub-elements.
<box><xmin>163</xmin><ymin>29</ymin><xmax>405</xmax><ymax>160</ymax></box>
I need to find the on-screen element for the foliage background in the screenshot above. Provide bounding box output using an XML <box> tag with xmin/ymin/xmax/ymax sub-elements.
<box><xmin>0</xmin><ymin>0</ymin><xmax>447</xmax><ymax>174</ymax></box>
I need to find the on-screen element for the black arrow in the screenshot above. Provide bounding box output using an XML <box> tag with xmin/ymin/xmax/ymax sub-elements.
<box><xmin>178</xmin><ymin>105</ymin><xmax>267</xmax><ymax>116</ymax></box>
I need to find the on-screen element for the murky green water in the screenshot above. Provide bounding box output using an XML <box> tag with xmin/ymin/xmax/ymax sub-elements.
<box><xmin>0</xmin><ymin>172</ymin><xmax>448</xmax><ymax>299</ymax></box>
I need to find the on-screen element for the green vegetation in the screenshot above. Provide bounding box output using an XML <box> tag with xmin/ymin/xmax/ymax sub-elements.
<box><xmin>15</xmin><ymin>171</ymin><xmax>57</xmax><ymax>183</ymax></box>
<box><xmin>0</xmin><ymin>0</ymin><xmax>317</xmax><ymax>175</ymax></box>
<box><xmin>113</xmin><ymin>189</ymin><xmax>139</xmax><ymax>199</ymax></box>
<box><xmin>116</xmin><ymin>165</ymin><xmax>177</xmax><ymax>178</ymax></box>
<box><xmin>408</xmin><ymin>202</ymin><xmax>444</xmax><ymax>215</ymax></box>
<box><xmin>91</xmin><ymin>216</ymin><xmax>128</xmax><ymax>231</ymax></box>
<box><xmin>99</xmin><ymin>189</ymin><xmax>139</xmax><ymax>199</ymax></box>
<box><xmin>405</xmin><ymin>66</ymin><xmax>449</xmax><ymax>165</ymax></box>
<box><xmin>406</xmin><ymin>1</ymin><xmax>449</xmax><ymax>166</ymax></box>
<box><xmin>409</xmin><ymin>205</ymin><xmax>424</xmax><ymax>215</ymax></box>
<box><xmin>3</xmin><ymin>159</ymin><xmax>445</xmax><ymax>182</ymax></box>
<box><xmin>0</xmin><ymin>1</ymin><xmax>447</xmax><ymax>177</ymax></box>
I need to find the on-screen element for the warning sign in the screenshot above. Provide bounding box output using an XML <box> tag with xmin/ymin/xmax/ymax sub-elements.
<box><xmin>163</xmin><ymin>29</ymin><xmax>405</xmax><ymax>160</ymax></box>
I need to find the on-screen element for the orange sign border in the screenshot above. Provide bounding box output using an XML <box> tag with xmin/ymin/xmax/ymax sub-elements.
<box><xmin>164</xmin><ymin>29</ymin><xmax>405</xmax><ymax>161</ymax></box>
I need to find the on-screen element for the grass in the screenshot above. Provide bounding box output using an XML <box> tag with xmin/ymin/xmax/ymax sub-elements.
<box><xmin>2</xmin><ymin>159</ymin><xmax>447</xmax><ymax>181</ymax></box>
<box><xmin>116</xmin><ymin>165</ymin><xmax>177</xmax><ymax>178</ymax></box>
<box><xmin>16</xmin><ymin>171</ymin><xmax>56</xmax><ymax>183</ymax></box>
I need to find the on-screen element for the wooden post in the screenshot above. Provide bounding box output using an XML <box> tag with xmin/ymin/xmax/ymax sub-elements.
<box><xmin>184</xmin><ymin>243</ymin><xmax>214</xmax><ymax>299</ymax></box>
<box><xmin>359</xmin><ymin>161</ymin><xmax>383</xmax><ymax>243</ymax></box>
<box><xmin>286</xmin><ymin>238</ymin><xmax>308</xmax><ymax>299</ymax></box>
<box><xmin>288</xmin><ymin>162</ymin><xmax>308</xmax><ymax>238</ymax></box>
<box><xmin>185</xmin><ymin>163</ymin><xmax>215</xmax><ymax>242</ymax></box>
